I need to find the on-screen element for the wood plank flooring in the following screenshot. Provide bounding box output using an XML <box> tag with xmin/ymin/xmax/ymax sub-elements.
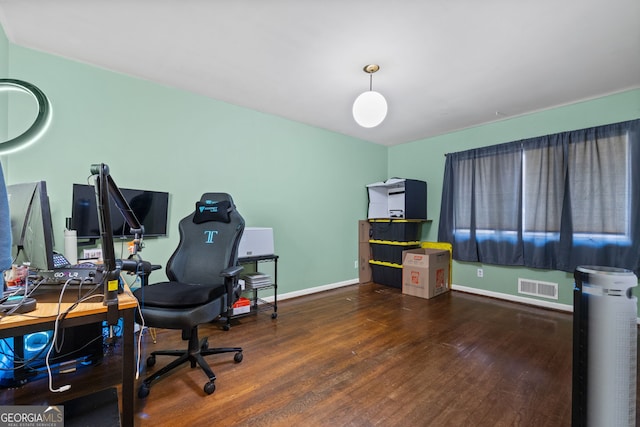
<box><xmin>3</xmin><ymin>283</ymin><xmax>639</xmax><ymax>426</ymax></box>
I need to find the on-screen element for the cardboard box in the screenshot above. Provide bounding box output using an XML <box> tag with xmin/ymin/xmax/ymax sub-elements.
<box><xmin>402</xmin><ymin>248</ymin><xmax>450</xmax><ymax>299</ymax></box>
<box><xmin>238</xmin><ymin>227</ymin><xmax>274</xmax><ymax>258</ymax></box>
<box><xmin>358</xmin><ymin>220</ymin><xmax>371</xmax><ymax>243</ymax></box>
<box><xmin>358</xmin><ymin>242</ymin><xmax>372</xmax><ymax>283</ymax></box>
<box><xmin>232</xmin><ymin>297</ymin><xmax>251</xmax><ymax>315</ymax></box>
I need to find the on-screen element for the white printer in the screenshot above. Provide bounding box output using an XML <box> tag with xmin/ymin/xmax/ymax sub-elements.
<box><xmin>238</xmin><ymin>227</ymin><xmax>274</xmax><ymax>258</ymax></box>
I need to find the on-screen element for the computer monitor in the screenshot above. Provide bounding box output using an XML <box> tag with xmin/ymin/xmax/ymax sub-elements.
<box><xmin>71</xmin><ymin>183</ymin><xmax>169</xmax><ymax>239</ymax></box>
<box><xmin>6</xmin><ymin>181</ymin><xmax>55</xmax><ymax>271</ymax></box>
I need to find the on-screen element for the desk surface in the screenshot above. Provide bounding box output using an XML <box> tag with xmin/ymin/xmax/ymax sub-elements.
<box><xmin>0</xmin><ymin>283</ymin><xmax>138</xmax><ymax>427</ymax></box>
<box><xmin>0</xmin><ymin>285</ymin><xmax>138</xmax><ymax>330</ymax></box>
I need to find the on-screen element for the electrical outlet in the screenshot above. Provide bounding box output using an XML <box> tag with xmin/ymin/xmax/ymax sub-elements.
<box><xmin>477</xmin><ymin>268</ymin><xmax>484</xmax><ymax>278</ymax></box>
<box><xmin>354</xmin><ymin>260</ymin><xmax>358</xmax><ymax>269</ymax></box>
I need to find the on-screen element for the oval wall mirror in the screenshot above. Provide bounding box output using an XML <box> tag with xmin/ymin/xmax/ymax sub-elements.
<box><xmin>0</xmin><ymin>79</ymin><xmax>51</xmax><ymax>155</ymax></box>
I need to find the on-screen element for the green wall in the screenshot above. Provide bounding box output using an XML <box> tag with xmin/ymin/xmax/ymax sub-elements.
<box><xmin>389</xmin><ymin>89</ymin><xmax>640</xmax><ymax>307</ymax></box>
<box><xmin>3</xmin><ymin>37</ymin><xmax>388</xmax><ymax>295</ymax></box>
<box><xmin>4</xmin><ymin>20</ymin><xmax>640</xmax><ymax>308</ymax></box>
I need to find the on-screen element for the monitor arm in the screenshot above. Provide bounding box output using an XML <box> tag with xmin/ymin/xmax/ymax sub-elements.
<box><xmin>90</xmin><ymin>163</ymin><xmax>144</xmax><ymax>313</ymax></box>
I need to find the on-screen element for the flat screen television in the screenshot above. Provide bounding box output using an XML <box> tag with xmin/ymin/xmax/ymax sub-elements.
<box><xmin>6</xmin><ymin>181</ymin><xmax>55</xmax><ymax>271</ymax></box>
<box><xmin>71</xmin><ymin>183</ymin><xmax>169</xmax><ymax>239</ymax></box>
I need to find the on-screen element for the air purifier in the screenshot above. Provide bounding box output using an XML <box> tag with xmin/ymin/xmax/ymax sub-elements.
<box><xmin>573</xmin><ymin>265</ymin><xmax>637</xmax><ymax>427</ymax></box>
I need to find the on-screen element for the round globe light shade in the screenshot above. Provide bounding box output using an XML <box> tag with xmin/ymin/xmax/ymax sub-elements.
<box><xmin>352</xmin><ymin>90</ymin><xmax>388</xmax><ymax>128</ymax></box>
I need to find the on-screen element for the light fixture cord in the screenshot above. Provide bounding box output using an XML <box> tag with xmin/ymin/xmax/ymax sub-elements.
<box><xmin>369</xmin><ymin>73</ymin><xmax>373</xmax><ymax>91</ymax></box>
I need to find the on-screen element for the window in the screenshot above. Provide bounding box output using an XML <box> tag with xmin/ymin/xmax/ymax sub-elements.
<box><xmin>566</xmin><ymin>132</ymin><xmax>630</xmax><ymax>243</ymax></box>
<box><xmin>438</xmin><ymin>119</ymin><xmax>640</xmax><ymax>273</ymax></box>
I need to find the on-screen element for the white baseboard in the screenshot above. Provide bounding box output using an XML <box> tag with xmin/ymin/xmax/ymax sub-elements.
<box><xmin>260</xmin><ymin>280</ymin><xmax>640</xmax><ymax>325</ymax></box>
<box><xmin>453</xmin><ymin>284</ymin><xmax>640</xmax><ymax>325</ymax></box>
<box><xmin>259</xmin><ymin>278</ymin><xmax>358</xmax><ymax>303</ymax></box>
<box><xmin>451</xmin><ymin>283</ymin><xmax>574</xmax><ymax>312</ymax></box>
<box><xmin>261</xmin><ymin>280</ymin><xmax>572</xmax><ymax>309</ymax></box>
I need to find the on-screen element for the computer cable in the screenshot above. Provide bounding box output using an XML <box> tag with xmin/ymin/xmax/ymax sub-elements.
<box><xmin>45</xmin><ymin>277</ymin><xmax>103</xmax><ymax>393</ymax></box>
<box><xmin>72</xmin><ymin>280</ymin><xmax>102</xmax><ymax>312</ymax></box>
<box><xmin>120</xmin><ymin>271</ymin><xmax>144</xmax><ymax>381</ymax></box>
<box><xmin>53</xmin><ymin>291</ymin><xmax>105</xmax><ymax>354</ymax></box>
<box><xmin>23</xmin><ymin>276</ymin><xmax>49</xmax><ymax>300</ymax></box>
<box><xmin>46</xmin><ymin>277</ymin><xmax>74</xmax><ymax>393</ymax></box>
<box><xmin>52</xmin><ymin>280</ymin><xmax>103</xmax><ymax>354</ymax></box>
<box><xmin>0</xmin><ymin>286</ymin><xmax>23</xmax><ymax>305</ymax></box>
<box><xmin>0</xmin><ymin>282</ymin><xmax>37</xmax><ymax>316</ymax></box>
<box><xmin>0</xmin><ymin>331</ymin><xmax>53</xmax><ymax>373</ymax></box>
<box><xmin>0</xmin><ymin>337</ymin><xmax>17</xmax><ymax>371</ymax></box>
<box><xmin>133</xmin><ymin>296</ymin><xmax>144</xmax><ymax>381</ymax></box>
<box><xmin>0</xmin><ymin>279</ymin><xmax>92</xmax><ymax>371</ymax></box>
<box><xmin>17</xmin><ymin>320</ymin><xmax>103</xmax><ymax>373</ymax></box>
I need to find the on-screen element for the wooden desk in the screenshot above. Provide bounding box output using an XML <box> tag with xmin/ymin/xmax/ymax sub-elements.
<box><xmin>0</xmin><ymin>285</ymin><xmax>138</xmax><ymax>427</ymax></box>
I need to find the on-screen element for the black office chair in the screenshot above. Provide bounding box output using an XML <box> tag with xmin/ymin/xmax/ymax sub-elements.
<box><xmin>134</xmin><ymin>193</ymin><xmax>244</xmax><ymax>398</ymax></box>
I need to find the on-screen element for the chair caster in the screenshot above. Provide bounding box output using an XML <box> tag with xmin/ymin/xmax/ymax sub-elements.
<box><xmin>204</xmin><ymin>381</ymin><xmax>216</xmax><ymax>395</ymax></box>
<box><xmin>146</xmin><ymin>355</ymin><xmax>156</xmax><ymax>367</ymax></box>
<box><xmin>234</xmin><ymin>352</ymin><xmax>243</xmax><ymax>363</ymax></box>
<box><xmin>223</xmin><ymin>324</ymin><xmax>231</xmax><ymax>331</ymax></box>
<box><xmin>271</xmin><ymin>312</ymin><xmax>278</xmax><ymax>319</ymax></box>
<box><xmin>138</xmin><ymin>384</ymin><xmax>150</xmax><ymax>399</ymax></box>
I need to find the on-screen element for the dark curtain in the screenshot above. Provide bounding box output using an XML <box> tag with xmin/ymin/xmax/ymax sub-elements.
<box><xmin>438</xmin><ymin>119</ymin><xmax>640</xmax><ymax>274</ymax></box>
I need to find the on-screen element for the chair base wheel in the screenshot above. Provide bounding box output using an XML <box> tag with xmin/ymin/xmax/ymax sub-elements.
<box><xmin>136</xmin><ymin>328</ymin><xmax>243</xmax><ymax>398</ymax></box>
<box><xmin>138</xmin><ymin>384</ymin><xmax>150</xmax><ymax>399</ymax></box>
<box><xmin>204</xmin><ymin>381</ymin><xmax>216</xmax><ymax>395</ymax></box>
<box><xmin>146</xmin><ymin>356</ymin><xmax>156</xmax><ymax>367</ymax></box>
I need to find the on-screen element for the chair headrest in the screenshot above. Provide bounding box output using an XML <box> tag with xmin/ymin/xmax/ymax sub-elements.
<box><xmin>193</xmin><ymin>193</ymin><xmax>236</xmax><ymax>224</ymax></box>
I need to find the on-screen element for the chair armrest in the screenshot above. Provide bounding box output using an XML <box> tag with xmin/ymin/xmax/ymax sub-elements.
<box><xmin>220</xmin><ymin>265</ymin><xmax>243</xmax><ymax>278</ymax></box>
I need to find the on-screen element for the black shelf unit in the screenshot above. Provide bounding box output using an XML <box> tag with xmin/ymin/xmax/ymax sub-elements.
<box><xmin>236</xmin><ymin>254</ymin><xmax>278</xmax><ymax>319</ymax></box>
<box><xmin>367</xmin><ymin>219</ymin><xmax>426</xmax><ymax>289</ymax></box>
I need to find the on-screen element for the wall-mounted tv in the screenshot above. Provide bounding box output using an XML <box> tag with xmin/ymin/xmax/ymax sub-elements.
<box><xmin>71</xmin><ymin>183</ymin><xmax>169</xmax><ymax>239</ymax></box>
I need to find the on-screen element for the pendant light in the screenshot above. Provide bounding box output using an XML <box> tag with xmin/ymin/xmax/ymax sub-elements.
<box><xmin>352</xmin><ymin>64</ymin><xmax>387</xmax><ymax>128</ymax></box>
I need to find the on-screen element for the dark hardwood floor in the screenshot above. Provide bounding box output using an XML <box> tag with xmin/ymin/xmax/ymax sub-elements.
<box><xmin>3</xmin><ymin>283</ymin><xmax>639</xmax><ymax>426</ymax></box>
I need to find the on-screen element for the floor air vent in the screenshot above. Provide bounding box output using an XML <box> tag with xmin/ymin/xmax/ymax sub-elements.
<box><xmin>518</xmin><ymin>278</ymin><xmax>558</xmax><ymax>300</ymax></box>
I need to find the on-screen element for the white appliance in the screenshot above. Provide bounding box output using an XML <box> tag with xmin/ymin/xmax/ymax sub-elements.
<box><xmin>573</xmin><ymin>266</ymin><xmax>637</xmax><ymax>427</ymax></box>
<box><xmin>237</xmin><ymin>227</ymin><xmax>274</xmax><ymax>258</ymax></box>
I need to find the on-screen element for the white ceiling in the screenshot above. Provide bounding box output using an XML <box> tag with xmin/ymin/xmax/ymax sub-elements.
<box><xmin>0</xmin><ymin>0</ymin><xmax>638</xmax><ymax>146</ymax></box>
